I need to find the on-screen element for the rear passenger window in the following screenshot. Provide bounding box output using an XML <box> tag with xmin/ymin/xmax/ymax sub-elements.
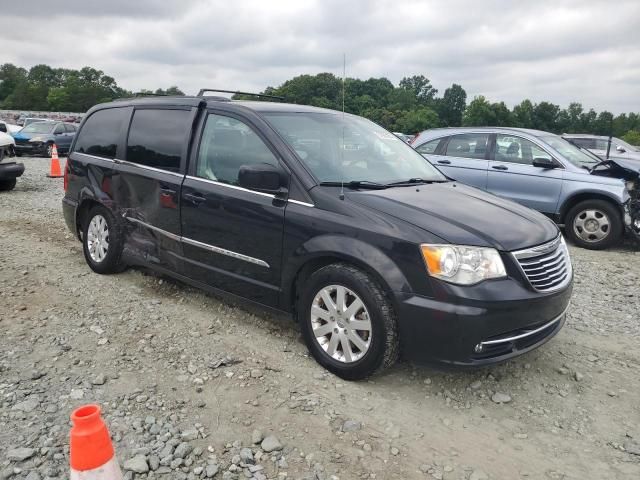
<box><xmin>415</xmin><ymin>138</ymin><xmax>442</xmax><ymax>155</ymax></box>
<box><xmin>445</xmin><ymin>134</ymin><xmax>489</xmax><ymax>159</ymax></box>
<box><xmin>126</xmin><ymin>109</ymin><xmax>190</xmax><ymax>173</ymax></box>
<box><xmin>74</xmin><ymin>108</ymin><xmax>128</xmax><ymax>159</ymax></box>
<box><xmin>65</xmin><ymin>124</ymin><xmax>76</xmax><ymax>133</ymax></box>
<box><xmin>196</xmin><ymin>113</ymin><xmax>279</xmax><ymax>186</ymax></box>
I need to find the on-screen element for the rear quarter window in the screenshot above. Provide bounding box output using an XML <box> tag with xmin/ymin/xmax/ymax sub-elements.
<box><xmin>74</xmin><ymin>107</ymin><xmax>129</xmax><ymax>159</ymax></box>
<box><xmin>126</xmin><ymin>109</ymin><xmax>191</xmax><ymax>172</ymax></box>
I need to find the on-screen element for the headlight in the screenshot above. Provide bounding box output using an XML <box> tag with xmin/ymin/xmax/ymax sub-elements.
<box><xmin>625</xmin><ymin>180</ymin><xmax>636</xmax><ymax>192</ymax></box>
<box><xmin>421</xmin><ymin>244</ymin><xmax>506</xmax><ymax>285</ymax></box>
<box><xmin>30</xmin><ymin>136</ymin><xmax>44</xmax><ymax>142</ymax></box>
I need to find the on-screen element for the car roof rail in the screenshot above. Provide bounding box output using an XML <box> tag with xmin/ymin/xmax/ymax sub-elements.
<box><xmin>197</xmin><ymin>89</ymin><xmax>284</xmax><ymax>102</ymax></box>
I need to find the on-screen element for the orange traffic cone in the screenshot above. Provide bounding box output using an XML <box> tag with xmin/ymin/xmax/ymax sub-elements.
<box><xmin>70</xmin><ymin>404</ymin><xmax>123</xmax><ymax>479</ymax></box>
<box><xmin>47</xmin><ymin>144</ymin><xmax>63</xmax><ymax>178</ymax></box>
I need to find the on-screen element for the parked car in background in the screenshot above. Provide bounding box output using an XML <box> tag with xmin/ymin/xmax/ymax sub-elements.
<box><xmin>62</xmin><ymin>95</ymin><xmax>573</xmax><ymax>379</ymax></box>
<box><xmin>17</xmin><ymin>116</ymin><xmax>47</xmax><ymax>127</ymax></box>
<box><xmin>0</xmin><ymin>120</ymin><xmax>21</xmax><ymax>134</ymax></box>
<box><xmin>12</xmin><ymin>121</ymin><xmax>77</xmax><ymax>157</ymax></box>
<box><xmin>562</xmin><ymin>134</ymin><xmax>640</xmax><ymax>162</ymax></box>
<box><xmin>0</xmin><ymin>131</ymin><xmax>24</xmax><ymax>191</ymax></box>
<box><xmin>412</xmin><ymin>127</ymin><xmax>640</xmax><ymax>249</ymax></box>
<box><xmin>392</xmin><ymin>132</ymin><xmax>414</xmax><ymax>143</ymax></box>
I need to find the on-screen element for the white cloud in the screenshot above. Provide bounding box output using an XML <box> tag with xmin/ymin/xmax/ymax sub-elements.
<box><xmin>2</xmin><ymin>0</ymin><xmax>639</xmax><ymax>113</ymax></box>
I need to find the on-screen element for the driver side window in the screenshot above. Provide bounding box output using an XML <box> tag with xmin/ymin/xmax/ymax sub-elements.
<box><xmin>495</xmin><ymin>134</ymin><xmax>552</xmax><ymax>165</ymax></box>
<box><xmin>54</xmin><ymin>124</ymin><xmax>65</xmax><ymax>135</ymax></box>
<box><xmin>196</xmin><ymin>114</ymin><xmax>279</xmax><ymax>186</ymax></box>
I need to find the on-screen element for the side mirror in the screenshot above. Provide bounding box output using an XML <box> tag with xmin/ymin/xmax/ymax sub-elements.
<box><xmin>616</xmin><ymin>145</ymin><xmax>626</xmax><ymax>153</ymax></box>
<box><xmin>238</xmin><ymin>163</ymin><xmax>287</xmax><ymax>194</ymax></box>
<box><xmin>532</xmin><ymin>157</ymin><xmax>557</xmax><ymax>169</ymax></box>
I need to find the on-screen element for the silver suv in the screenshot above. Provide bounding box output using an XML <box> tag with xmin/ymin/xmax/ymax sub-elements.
<box><xmin>412</xmin><ymin>127</ymin><xmax>640</xmax><ymax>249</ymax></box>
<box><xmin>562</xmin><ymin>134</ymin><xmax>640</xmax><ymax>162</ymax></box>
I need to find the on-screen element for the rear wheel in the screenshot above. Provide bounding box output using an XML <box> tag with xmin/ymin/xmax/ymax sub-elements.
<box><xmin>0</xmin><ymin>179</ymin><xmax>17</xmax><ymax>191</ymax></box>
<box><xmin>82</xmin><ymin>205</ymin><xmax>125</xmax><ymax>274</ymax></box>
<box><xmin>565</xmin><ymin>199</ymin><xmax>622</xmax><ymax>249</ymax></box>
<box><xmin>298</xmin><ymin>263</ymin><xmax>399</xmax><ymax>380</ymax></box>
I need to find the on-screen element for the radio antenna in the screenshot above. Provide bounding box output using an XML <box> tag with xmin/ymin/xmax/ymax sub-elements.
<box><xmin>339</xmin><ymin>53</ymin><xmax>346</xmax><ymax>201</ymax></box>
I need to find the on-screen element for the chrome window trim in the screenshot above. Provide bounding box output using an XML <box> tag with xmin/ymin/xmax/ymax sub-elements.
<box><xmin>124</xmin><ymin>216</ymin><xmax>270</xmax><ymax>268</ymax></box>
<box><xmin>72</xmin><ymin>152</ymin><xmax>116</xmax><ymax>163</ymax></box>
<box><xmin>114</xmin><ymin>159</ymin><xmax>184</xmax><ymax>178</ymax></box>
<box><xmin>480</xmin><ymin>306</ymin><xmax>568</xmax><ymax>346</ymax></box>
<box><xmin>185</xmin><ymin>175</ymin><xmax>276</xmax><ymax>199</ymax></box>
<box><xmin>288</xmin><ymin>199</ymin><xmax>315</xmax><ymax>208</ymax></box>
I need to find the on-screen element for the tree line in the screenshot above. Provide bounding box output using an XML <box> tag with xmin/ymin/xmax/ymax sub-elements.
<box><xmin>1</xmin><ymin>63</ymin><xmax>639</xmax><ymax>144</ymax></box>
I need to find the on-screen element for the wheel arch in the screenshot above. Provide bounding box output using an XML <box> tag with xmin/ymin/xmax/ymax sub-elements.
<box><xmin>282</xmin><ymin>235</ymin><xmax>410</xmax><ymax>318</ymax></box>
<box><xmin>559</xmin><ymin>191</ymin><xmax>623</xmax><ymax>224</ymax></box>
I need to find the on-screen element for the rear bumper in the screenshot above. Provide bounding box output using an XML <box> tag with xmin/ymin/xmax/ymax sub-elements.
<box><xmin>62</xmin><ymin>197</ymin><xmax>79</xmax><ymax>238</ymax></box>
<box><xmin>0</xmin><ymin>161</ymin><xmax>25</xmax><ymax>180</ymax></box>
<box><xmin>395</xmin><ymin>277</ymin><xmax>573</xmax><ymax>367</ymax></box>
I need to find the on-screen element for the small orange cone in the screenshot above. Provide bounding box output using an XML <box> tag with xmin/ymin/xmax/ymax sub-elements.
<box><xmin>47</xmin><ymin>144</ymin><xmax>63</xmax><ymax>178</ymax></box>
<box><xmin>70</xmin><ymin>404</ymin><xmax>123</xmax><ymax>479</ymax></box>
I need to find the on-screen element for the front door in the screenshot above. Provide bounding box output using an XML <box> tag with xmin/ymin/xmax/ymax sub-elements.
<box><xmin>487</xmin><ymin>134</ymin><xmax>564</xmax><ymax>214</ymax></box>
<box><xmin>180</xmin><ymin>111</ymin><xmax>287</xmax><ymax>308</ymax></box>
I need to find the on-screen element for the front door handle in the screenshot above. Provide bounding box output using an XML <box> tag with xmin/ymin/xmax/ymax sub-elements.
<box><xmin>437</xmin><ymin>159</ymin><xmax>451</xmax><ymax>164</ymax></box>
<box><xmin>183</xmin><ymin>192</ymin><xmax>206</xmax><ymax>206</ymax></box>
<box><xmin>492</xmin><ymin>165</ymin><xmax>508</xmax><ymax>170</ymax></box>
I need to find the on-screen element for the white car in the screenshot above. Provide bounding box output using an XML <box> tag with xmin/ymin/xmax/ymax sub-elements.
<box><xmin>0</xmin><ymin>131</ymin><xmax>24</xmax><ymax>191</ymax></box>
<box><xmin>0</xmin><ymin>120</ymin><xmax>21</xmax><ymax>135</ymax></box>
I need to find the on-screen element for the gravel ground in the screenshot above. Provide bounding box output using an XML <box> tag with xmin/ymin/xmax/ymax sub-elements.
<box><xmin>1</xmin><ymin>157</ymin><xmax>639</xmax><ymax>480</ymax></box>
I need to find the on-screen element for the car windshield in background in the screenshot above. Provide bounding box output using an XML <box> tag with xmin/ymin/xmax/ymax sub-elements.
<box><xmin>541</xmin><ymin>135</ymin><xmax>600</xmax><ymax>168</ymax></box>
<box><xmin>263</xmin><ymin>112</ymin><xmax>446</xmax><ymax>184</ymax></box>
<box><xmin>22</xmin><ymin>122</ymin><xmax>54</xmax><ymax>134</ymax></box>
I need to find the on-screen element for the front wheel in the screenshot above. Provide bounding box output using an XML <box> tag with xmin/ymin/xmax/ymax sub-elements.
<box><xmin>565</xmin><ymin>199</ymin><xmax>622</xmax><ymax>250</ymax></box>
<box><xmin>298</xmin><ymin>263</ymin><xmax>399</xmax><ymax>380</ymax></box>
<box><xmin>82</xmin><ymin>205</ymin><xmax>125</xmax><ymax>274</ymax></box>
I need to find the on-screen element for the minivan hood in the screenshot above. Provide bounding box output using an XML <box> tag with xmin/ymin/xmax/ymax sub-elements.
<box><xmin>347</xmin><ymin>182</ymin><xmax>559</xmax><ymax>251</ymax></box>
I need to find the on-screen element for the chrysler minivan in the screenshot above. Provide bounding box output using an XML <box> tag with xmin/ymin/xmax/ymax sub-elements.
<box><xmin>62</xmin><ymin>94</ymin><xmax>573</xmax><ymax>379</ymax></box>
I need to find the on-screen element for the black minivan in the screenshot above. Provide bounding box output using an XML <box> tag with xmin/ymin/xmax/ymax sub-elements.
<box><xmin>62</xmin><ymin>94</ymin><xmax>573</xmax><ymax>379</ymax></box>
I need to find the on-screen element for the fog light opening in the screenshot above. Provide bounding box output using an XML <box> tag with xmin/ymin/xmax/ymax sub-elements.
<box><xmin>474</xmin><ymin>343</ymin><xmax>484</xmax><ymax>354</ymax></box>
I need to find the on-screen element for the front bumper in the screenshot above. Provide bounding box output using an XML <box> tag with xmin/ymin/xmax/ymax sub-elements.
<box><xmin>15</xmin><ymin>142</ymin><xmax>47</xmax><ymax>155</ymax></box>
<box><xmin>0</xmin><ymin>161</ymin><xmax>25</xmax><ymax>180</ymax></box>
<box><xmin>395</xmin><ymin>276</ymin><xmax>573</xmax><ymax>367</ymax></box>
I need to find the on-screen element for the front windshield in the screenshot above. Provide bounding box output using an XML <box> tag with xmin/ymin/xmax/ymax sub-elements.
<box><xmin>21</xmin><ymin>122</ymin><xmax>53</xmax><ymax>134</ymax></box>
<box><xmin>614</xmin><ymin>137</ymin><xmax>640</xmax><ymax>152</ymax></box>
<box><xmin>263</xmin><ymin>112</ymin><xmax>446</xmax><ymax>184</ymax></box>
<box><xmin>540</xmin><ymin>135</ymin><xmax>600</xmax><ymax>168</ymax></box>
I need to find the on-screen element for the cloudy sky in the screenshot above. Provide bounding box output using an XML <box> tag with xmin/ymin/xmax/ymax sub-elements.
<box><xmin>2</xmin><ymin>0</ymin><xmax>639</xmax><ymax>113</ymax></box>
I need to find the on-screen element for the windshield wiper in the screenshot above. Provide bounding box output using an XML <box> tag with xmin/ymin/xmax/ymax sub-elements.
<box><xmin>386</xmin><ymin>178</ymin><xmax>446</xmax><ymax>186</ymax></box>
<box><xmin>319</xmin><ymin>181</ymin><xmax>389</xmax><ymax>190</ymax></box>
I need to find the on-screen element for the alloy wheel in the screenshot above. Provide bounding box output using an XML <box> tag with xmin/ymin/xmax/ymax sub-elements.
<box><xmin>573</xmin><ymin>208</ymin><xmax>610</xmax><ymax>243</ymax></box>
<box><xmin>310</xmin><ymin>285</ymin><xmax>372</xmax><ymax>363</ymax></box>
<box><xmin>87</xmin><ymin>215</ymin><xmax>109</xmax><ymax>263</ymax></box>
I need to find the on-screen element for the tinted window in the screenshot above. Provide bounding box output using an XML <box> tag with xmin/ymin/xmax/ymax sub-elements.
<box><xmin>126</xmin><ymin>109</ymin><xmax>190</xmax><ymax>172</ymax></box>
<box><xmin>53</xmin><ymin>123</ymin><xmax>65</xmax><ymax>134</ymax></box>
<box><xmin>196</xmin><ymin>113</ymin><xmax>279</xmax><ymax>185</ymax></box>
<box><xmin>495</xmin><ymin>134</ymin><xmax>552</xmax><ymax>164</ymax></box>
<box><xmin>65</xmin><ymin>123</ymin><xmax>77</xmax><ymax>133</ymax></box>
<box><xmin>445</xmin><ymin>134</ymin><xmax>489</xmax><ymax>159</ymax></box>
<box><xmin>415</xmin><ymin>138</ymin><xmax>442</xmax><ymax>155</ymax></box>
<box><xmin>570</xmin><ymin>138</ymin><xmax>595</xmax><ymax>150</ymax></box>
<box><xmin>74</xmin><ymin>108</ymin><xmax>128</xmax><ymax>159</ymax></box>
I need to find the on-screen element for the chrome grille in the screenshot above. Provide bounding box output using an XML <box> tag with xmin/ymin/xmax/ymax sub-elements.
<box><xmin>512</xmin><ymin>236</ymin><xmax>572</xmax><ymax>292</ymax></box>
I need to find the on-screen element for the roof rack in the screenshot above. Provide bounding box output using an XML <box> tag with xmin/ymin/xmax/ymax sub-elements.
<box><xmin>197</xmin><ymin>89</ymin><xmax>284</xmax><ymax>101</ymax></box>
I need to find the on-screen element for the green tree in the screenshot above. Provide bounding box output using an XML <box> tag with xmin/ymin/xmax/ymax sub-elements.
<box><xmin>532</xmin><ymin>101</ymin><xmax>560</xmax><ymax>132</ymax></box>
<box><xmin>491</xmin><ymin>101</ymin><xmax>512</xmax><ymax>126</ymax></box>
<box><xmin>512</xmin><ymin>99</ymin><xmax>534</xmax><ymax>128</ymax></box>
<box><xmin>622</xmin><ymin>130</ymin><xmax>640</xmax><ymax>146</ymax></box>
<box><xmin>395</xmin><ymin>107</ymin><xmax>439</xmax><ymax>134</ymax></box>
<box><xmin>398</xmin><ymin>75</ymin><xmax>437</xmax><ymax>104</ymax></box>
<box><xmin>437</xmin><ymin>83</ymin><xmax>466</xmax><ymax>127</ymax></box>
<box><xmin>0</xmin><ymin>63</ymin><xmax>27</xmax><ymax>103</ymax></box>
<box><xmin>463</xmin><ymin>96</ymin><xmax>496</xmax><ymax>126</ymax></box>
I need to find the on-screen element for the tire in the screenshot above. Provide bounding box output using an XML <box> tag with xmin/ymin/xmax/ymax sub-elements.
<box><xmin>564</xmin><ymin>199</ymin><xmax>622</xmax><ymax>250</ymax></box>
<box><xmin>0</xmin><ymin>179</ymin><xmax>17</xmax><ymax>191</ymax></box>
<box><xmin>45</xmin><ymin>143</ymin><xmax>53</xmax><ymax>158</ymax></box>
<box><xmin>298</xmin><ymin>263</ymin><xmax>399</xmax><ymax>380</ymax></box>
<box><xmin>82</xmin><ymin>205</ymin><xmax>125</xmax><ymax>274</ymax></box>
